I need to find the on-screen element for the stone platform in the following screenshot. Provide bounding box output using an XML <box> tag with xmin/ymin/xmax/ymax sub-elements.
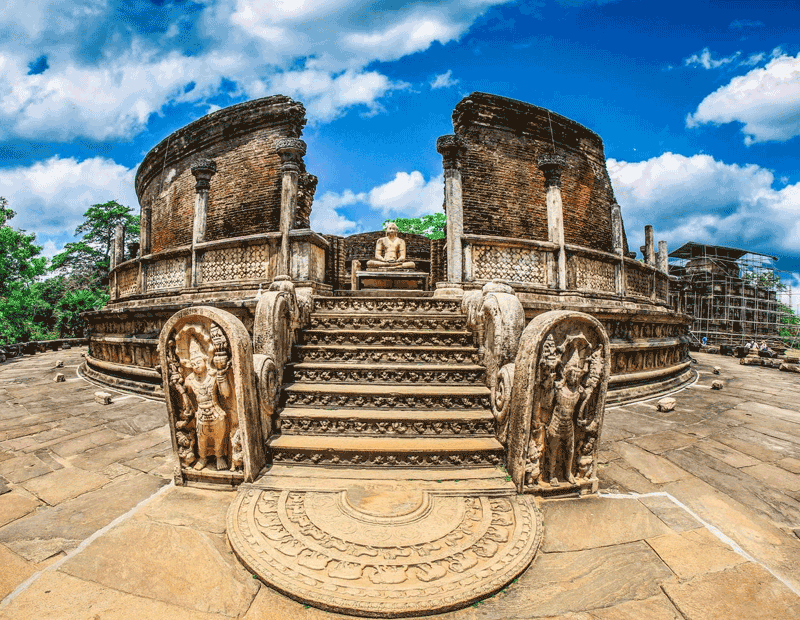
<box><xmin>227</xmin><ymin>468</ymin><xmax>542</xmax><ymax>617</ymax></box>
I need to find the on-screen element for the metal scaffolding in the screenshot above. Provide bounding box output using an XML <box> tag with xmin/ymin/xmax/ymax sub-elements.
<box><xmin>668</xmin><ymin>242</ymin><xmax>800</xmax><ymax>350</ymax></box>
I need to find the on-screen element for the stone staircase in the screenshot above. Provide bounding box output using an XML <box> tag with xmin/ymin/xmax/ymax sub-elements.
<box><xmin>267</xmin><ymin>295</ymin><xmax>505</xmax><ymax>468</ymax></box>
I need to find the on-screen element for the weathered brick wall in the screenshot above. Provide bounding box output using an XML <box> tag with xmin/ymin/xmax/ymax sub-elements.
<box><xmin>451</xmin><ymin>93</ymin><xmax>628</xmax><ymax>255</ymax></box>
<box><xmin>430</xmin><ymin>237</ymin><xmax>446</xmax><ymax>288</ymax></box>
<box><xmin>136</xmin><ymin>96</ymin><xmax>306</xmax><ymax>255</ymax></box>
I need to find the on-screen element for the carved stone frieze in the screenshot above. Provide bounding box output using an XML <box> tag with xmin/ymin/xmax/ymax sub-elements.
<box><xmin>116</xmin><ymin>265</ymin><xmax>139</xmax><ymax>298</ymax></box>
<box><xmin>291</xmin><ymin>367</ymin><xmax>484</xmax><ymax>385</ymax></box>
<box><xmin>148</xmin><ymin>257</ymin><xmax>186</xmax><ymax>291</ymax></box>
<box><xmin>310</xmin><ymin>315</ymin><xmax>465</xmax><ymax>331</ymax></box>
<box><xmin>506</xmin><ymin>310</ymin><xmax>611</xmax><ymax>496</ymax></box>
<box><xmin>295</xmin><ymin>346</ymin><xmax>481</xmax><ymax>365</ymax></box>
<box><xmin>314</xmin><ymin>297</ymin><xmax>462</xmax><ymax>315</ymax></box>
<box><xmin>283</xmin><ymin>391</ymin><xmax>491</xmax><ymax>410</ymax></box>
<box><xmin>302</xmin><ymin>330</ymin><xmax>474</xmax><ymax>347</ymax></box>
<box><xmin>279</xmin><ymin>417</ymin><xmax>495</xmax><ymax>437</ymax></box>
<box><xmin>625</xmin><ymin>266</ymin><xmax>652</xmax><ymax>298</ymax></box>
<box><xmin>567</xmin><ymin>255</ymin><xmax>615</xmax><ymax>293</ymax></box>
<box><xmin>271</xmin><ymin>450</ymin><xmax>502</xmax><ymax>467</ymax></box>
<box><xmin>227</xmin><ymin>488</ymin><xmax>542</xmax><ymax>616</ymax></box>
<box><xmin>159</xmin><ymin>306</ymin><xmax>263</xmax><ymax>484</ymax></box>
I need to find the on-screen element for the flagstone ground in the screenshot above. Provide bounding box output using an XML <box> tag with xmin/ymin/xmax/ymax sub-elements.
<box><xmin>0</xmin><ymin>348</ymin><xmax>799</xmax><ymax>619</ymax></box>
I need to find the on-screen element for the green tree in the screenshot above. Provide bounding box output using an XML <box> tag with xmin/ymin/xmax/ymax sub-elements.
<box><xmin>383</xmin><ymin>213</ymin><xmax>446</xmax><ymax>240</ymax></box>
<box><xmin>0</xmin><ymin>198</ymin><xmax>52</xmax><ymax>344</ymax></box>
<box><xmin>51</xmin><ymin>200</ymin><xmax>139</xmax><ymax>287</ymax></box>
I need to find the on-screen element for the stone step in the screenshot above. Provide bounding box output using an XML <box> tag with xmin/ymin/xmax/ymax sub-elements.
<box><xmin>314</xmin><ymin>296</ymin><xmax>462</xmax><ymax>315</ymax></box>
<box><xmin>268</xmin><ymin>434</ymin><xmax>504</xmax><ymax>468</ymax></box>
<box><xmin>293</xmin><ymin>345</ymin><xmax>480</xmax><ymax>365</ymax></box>
<box><xmin>309</xmin><ymin>313</ymin><xmax>467</xmax><ymax>331</ymax></box>
<box><xmin>282</xmin><ymin>383</ymin><xmax>491</xmax><ymax>410</ymax></box>
<box><xmin>287</xmin><ymin>362</ymin><xmax>486</xmax><ymax>385</ymax></box>
<box><xmin>279</xmin><ymin>407</ymin><xmax>496</xmax><ymax>437</ymax></box>
<box><xmin>301</xmin><ymin>329</ymin><xmax>475</xmax><ymax>347</ymax></box>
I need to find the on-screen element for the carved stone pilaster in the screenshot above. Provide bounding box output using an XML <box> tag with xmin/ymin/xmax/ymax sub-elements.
<box><xmin>190</xmin><ymin>158</ymin><xmax>217</xmax><ymax>191</ymax></box>
<box><xmin>537</xmin><ymin>154</ymin><xmax>565</xmax><ymax>188</ymax></box>
<box><xmin>436</xmin><ymin>134</ymin><xmax>464</xmax><ymax>171</ymax></box>
<box><xmin>276</xmin><ymin>138</ymin><xmax>307</xmax><ymax>173</ymax></box>
<box><xmin>437</xmin><ymin>135</ymin><xmax>465</xmax><ymax>284</ymax></box>
<box><xmin>538</xmin><ymin>154</ymin><xmax>566</xmax><ymax>289</ymax></box>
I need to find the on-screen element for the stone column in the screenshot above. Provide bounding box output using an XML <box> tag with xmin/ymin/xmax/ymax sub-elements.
<box><xmin>538</xmin><ymin>154</ymin><xmax>566</xmax><ymax>290</ymax></box>
<box><xmin>113</xmin><ymin>224</ymin><xmax>125</xmax><ymax>267</ymax></box>
<box><xmin>140</xmin><ymin>204</ymin><xmax>152</xmax><ymax>256</ymax></box>
<box><xmin>190</xmin><ymin>158</ymin><xmax>217</xmax><ymax>288</ymax></box>
<box><xmin>644</xmin><ymin>225</ymin><xmax>655</xmax><ymax>266</ymax></box>
<box><xmin>437</xmin><ymin>135</ymin><xmax>464</xmax><ymax>284</ymax></box>
<box><xmin>657</xmin><ymin>240</ymin><xmax>668</xmax><ymax>273</ymax></box>
<box><xmin>611</xmin><ymin>204</ymin><xmax>625</xmax><ymax>296</ymax></box>
<box><xmin>275</xmin><ymin>138</ymin><xmax>306</xmax><ymax>279</ymax></box>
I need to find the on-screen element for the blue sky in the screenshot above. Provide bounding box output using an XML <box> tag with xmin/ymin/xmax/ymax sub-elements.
<box><xmin>1</xmin><ymin>0</ymin><xmax>799</xmax><ymax>305</ymax></box>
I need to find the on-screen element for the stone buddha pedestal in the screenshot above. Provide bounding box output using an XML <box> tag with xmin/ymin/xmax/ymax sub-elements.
<box><xmin>353</xmin><ymin>224</ymin><xmax>428</xmax><ymax>291</ymax></box>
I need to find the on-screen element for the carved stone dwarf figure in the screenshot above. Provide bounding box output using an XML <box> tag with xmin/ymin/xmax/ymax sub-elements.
<box><xmin>184</xmin><ymin>336</ymin><xmax>232</xmax><ymax>471</ymax></box>
<box><xmin>366</xmin><ymin>222</ymin><xmax>416</xmax><ymax>270</ymax></box>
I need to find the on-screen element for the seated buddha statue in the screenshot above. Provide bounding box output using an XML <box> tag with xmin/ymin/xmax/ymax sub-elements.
<box><xmin>366</xmin><ymin>222</ymin><xmax>416</xmax><ymax>270</ymax></box>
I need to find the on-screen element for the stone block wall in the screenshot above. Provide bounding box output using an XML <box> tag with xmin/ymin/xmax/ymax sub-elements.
<box><xmin>452</xmin><ymin>93</ymin><xmax>628</xmax><ymax>256</ymax></box>
<box><xmin>136</xmin><ymin>96</ymin><xmax>306</xmax><ymax>255</ymax></box>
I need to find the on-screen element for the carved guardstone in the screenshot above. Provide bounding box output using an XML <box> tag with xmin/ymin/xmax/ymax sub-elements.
<box><xmin>506</xmin><ymin>310</ymin><xmax>611</xmax><ymax>496</ymax></box>
<box><xmin>159</xmin><ymin>306</ymin><xmax>264</xmax><ymax>485</ymax></box>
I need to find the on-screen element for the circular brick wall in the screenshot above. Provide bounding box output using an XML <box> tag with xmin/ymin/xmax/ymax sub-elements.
<box><xmin>136</xmin><ymin>96</ymin><xmax>306</xmax><ymax>255</ymax></box>
<box><xmin>453</xmin><ymin>93</ymin><xmax>627</xmax><ymax>255</ymax></box>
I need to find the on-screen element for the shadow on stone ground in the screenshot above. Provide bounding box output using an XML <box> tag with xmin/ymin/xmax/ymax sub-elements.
<box><xmin>1</xmin><ymin>349</ymin><xmax>800</xmax><ymax>619</ymax></box>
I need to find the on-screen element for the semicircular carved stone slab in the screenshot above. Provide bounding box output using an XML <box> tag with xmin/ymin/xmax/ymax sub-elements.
<box><xmin>227</xmin><ymin>485</ymin><xmax>542</xmax><ymax>617</ymax></box>
<box><xmin>159</xmin><ymin>306</ymin><xmax>264</xmax><ymax>485</ymax></box>
<box><xmin>506</xmin><ymin>310</ymin><xmax>611</xmax><ymax>497</ymax></box>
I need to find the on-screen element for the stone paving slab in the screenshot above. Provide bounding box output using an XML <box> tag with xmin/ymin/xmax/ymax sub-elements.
<box><xmin>0</xmin><ymin>349</ymin><xmax>799</xmax><ymax>618</ymax></box>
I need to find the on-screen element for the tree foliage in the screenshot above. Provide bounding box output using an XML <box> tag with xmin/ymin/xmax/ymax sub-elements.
<box><xmin>383</xmin><ymin>213</ymin><xmax>446</xmax><ymax>240</ymax></box>
<box><xmin>51</xmin><ymin>200</ymin><xmax>139</xmax><ymax>288</ymax></box>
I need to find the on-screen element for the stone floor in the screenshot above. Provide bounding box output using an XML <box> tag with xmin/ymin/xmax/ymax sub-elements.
<box><xmin>0</xmin><ymin>348</ymin><xmax>799</xmax><ymax>619</ymax></box>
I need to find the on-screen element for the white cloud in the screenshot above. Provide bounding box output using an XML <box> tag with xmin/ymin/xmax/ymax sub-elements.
<box><xmin>686</xmin><ymin>52</ymin><xmax>800</xmax><ymax>144</ymax></box>
<box><xmin>684</xmin><ymin>47</ymin><xmax>741</xmax><ymax>69</ymax></box>
<box><xmin>430</xmin><ymin>70</ymin><xmax>459</xmax><ymax>89</ymax></box>
<box><xmin>367</xmin><ymin>172</ymin><xmax>443</xmax><ymax>217</ymax></box>
<box><xmin>0</xmin><ymin>156</ymin><xmax>137</xmax><ymax>240</ymax></box>
<box><xmin>309</xmin><ymin>171</ymin><xmax>443</xmax><ymax>234</ymax></box>
<box><xmin>257</xmin><ymin>69</ymin><xmax>408</xmax><ymax>123</ymax></box>
<box><xmin>310</xmin><ymin>190</ymin><xmax>363</xmax><ymax>236</ymax></box>
<box><xmin>608</xmin><ymin>152</ymin><xmax>800</xmax><ymax>260</ymax></box>
<box><xmin>0</xmin><ymin>0</ymin><xmax>512</xmax><ymax>140</ymax></box>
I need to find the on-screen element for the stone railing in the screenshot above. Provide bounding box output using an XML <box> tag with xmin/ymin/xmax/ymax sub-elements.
<box><xmin>461</xmin><ymin>235</ymin><xmax>669</xmax><ymax>304</ymax></box>
<box><xmin>110</xmin><ymin>230</ymin><xmax>328</xmax><ymax>301</ymax></box>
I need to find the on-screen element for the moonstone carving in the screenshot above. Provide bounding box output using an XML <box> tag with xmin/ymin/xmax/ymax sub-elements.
<box><xmin>160</xmin><ymin>306</ymin><xmax>264</xmax><ymax>484</ymax></box>
<box><xmin>506</xmin><ymin>310</ymin><xmax>610</xmax><ymax>496</ymax></box>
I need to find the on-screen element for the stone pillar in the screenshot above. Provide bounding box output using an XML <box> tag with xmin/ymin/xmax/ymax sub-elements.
<box><xmin>644</xmin><ymin>225</ymin><xmax>655</xmax><ymax>266</ymax></box>
<box><xmin>611</xmin><ymin>204</ymin><xmax>625</xmax><ymax>297</ymax></box>
<box><xmin>657</xmin><ymin>240</ymin><xmax>668</xmax><ymax>273</ymax></box>
<box><xmin>276</xmin><ymin>138</ymin><xmax>306</xmax><ymax>278</ymax></box>
<box><xmin>437</xmin><ymin>135</ymin><xmax>464</xmax><ymax>284</ymax></box>
<box><xmin>113</xmin><ymin>224</ymin><xmax>125</xmax><ymax>268</ymax></box>
<box><xmin>140</xmin><ymin>204</ymin><xmax>152</xmax><ymax>256</ymax></box>
<box><xmin>190</xmin><ymin>159</ymin><xmax>217</xmax><ymax>288</ymax></box>
<box><xmin>538</xmin><ymin>154</ymin><xmax>566</xmax><ymax>290</ymax></box>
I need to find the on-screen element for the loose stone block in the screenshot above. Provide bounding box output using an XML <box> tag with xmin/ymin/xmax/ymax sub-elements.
<box><xmin>657</xmin><ymin>397</ymin><xmax>676</xmax><ymax>412</ymax></box>
<box><xmin>713</xmin><ymin>366</ymin><xmax>720</xmax><ymax>375</ymax></box>
<box><xmin>94</xmin><ymin>391</ymin><xmax>113</xmax><ymax>404</ymax></box>
<box><xmin>55</xmin><ymin>360</ymin><xmax>64</xmax><ymax>368</ymax></box>
<box><xmin>54</xmin><ymin>373</ymin><xmax>65</xmax><ymax>382</ymax></box>
<box><xmin>780</xmin><ymin>363</ymin><xmax>800</xmax><ymax>373</ymax></box>
<box><xmin>711</xmin><ymin>380</ymin><xmax>724</xmax><ymax>390</ymax></box>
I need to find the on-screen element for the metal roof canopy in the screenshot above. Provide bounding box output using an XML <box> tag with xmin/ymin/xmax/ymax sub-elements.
<box><xmin>669</xmin><ymin>241</ymin><xmax>778</xmax><ymax>262</ymax></box>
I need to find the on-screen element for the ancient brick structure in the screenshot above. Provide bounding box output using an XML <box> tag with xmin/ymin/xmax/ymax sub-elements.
<box><xmin>84</xmin><ymin>92</ymin><xmax>691</xmax><ymax>406</ymax></box>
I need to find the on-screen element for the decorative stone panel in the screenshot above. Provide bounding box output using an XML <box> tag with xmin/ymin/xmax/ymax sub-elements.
<box><xmin>626</xmin><ymin>264</ymin><xmax>652</xmax><ymax>298</ymax></box>
<box><xmin>116</xmin><ymin>266</ymin><xmax>138</xmax><ymax>298</ymax></box>
<box><xmin>567</xmin><ymin>255</ymin><xmax>615</xmax><ymax>293</ymax></box>
<box><xmin>199</xmin><ymin>244</ymin><xmax>268</xmax><ymax>284</ymax></box>
<box><xmin>472</xmin><ymin>245</ymin><xmax>546</xmax><ymax>285</ymax></box>
<box><xmin>148</xmin><ymin>257</ymin><xmax>186</xmax><ymax>291</ymax></box>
